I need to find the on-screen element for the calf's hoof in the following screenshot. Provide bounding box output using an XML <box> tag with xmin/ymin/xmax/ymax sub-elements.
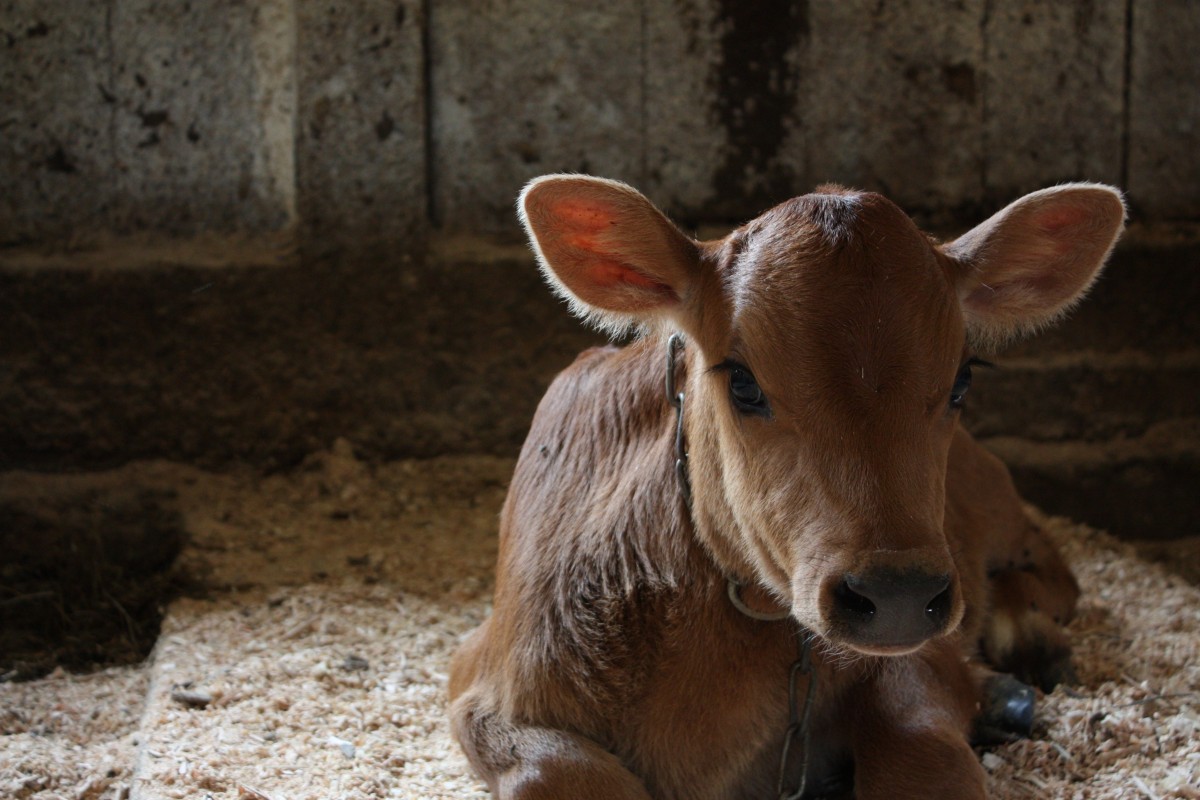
<box><xmin>973</xmin><ymin>673</ymin><xmax>1036</xmax><ymax>745</ymax></box>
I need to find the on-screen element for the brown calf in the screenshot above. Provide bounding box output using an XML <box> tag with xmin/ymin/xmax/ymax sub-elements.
<box><xmin>450</xmin><ymin>176</ymin><xmax>1125</xmax><ymax>799</ymax></box>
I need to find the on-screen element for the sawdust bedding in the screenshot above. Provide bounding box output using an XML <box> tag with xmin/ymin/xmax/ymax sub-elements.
<box><xmin>1</xmin><ymin>446</ymin><xmax>1197</xmax><ymax>799</ymax></box>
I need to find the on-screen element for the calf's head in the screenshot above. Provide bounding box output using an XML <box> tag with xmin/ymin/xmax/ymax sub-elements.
<box><xmin>520</xmin><ymin>176</ymin><xmax>1124</xmax><ymax>655</ymax></box>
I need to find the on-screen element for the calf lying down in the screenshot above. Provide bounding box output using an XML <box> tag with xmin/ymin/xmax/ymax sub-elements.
<box><xmin>450</xmin><ymin>176</ymin><xmax>1125</xmax><ymax>799</ymax></box>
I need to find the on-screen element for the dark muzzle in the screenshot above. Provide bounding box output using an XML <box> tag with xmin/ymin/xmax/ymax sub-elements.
<box><xmin>831</xmin><ymin>568</ymin><xmax>954</xmax><ymax>649</ymax></box>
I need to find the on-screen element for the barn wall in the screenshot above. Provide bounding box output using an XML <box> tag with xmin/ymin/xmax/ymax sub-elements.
<box><xmin>1</xmin><ymin>1</ymin><xmax>1197</xmax><ymax>539</ymax></box>
<box><xmin>3</xmin><ymin>0</ymin><xmax>1198</xmax><ymax>251</ymax></box>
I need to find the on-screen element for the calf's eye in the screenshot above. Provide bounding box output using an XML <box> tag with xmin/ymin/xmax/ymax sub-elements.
<box><xmin>950</xmin><ymin>357</ymin><xmax>993</xmax><ymax>410</ymax></box>
<box><xmin>729</xmin><ymin>365</ymin><xmax>771</xmax><ymax>417</ymax></box>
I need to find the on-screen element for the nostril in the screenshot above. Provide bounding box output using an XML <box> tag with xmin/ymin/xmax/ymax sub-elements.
<box><xmin>832</xmin><ymin>569</ymin><xmax>954</xmax><ymax>647</ymax></box>
<box><xmin>925</xmin><ymin>583</ymin><xmax>953</xmax><ymax>627</ymax></box>
<box><xmin>835</xmin><ymin>578</ymin><xmax>876</xmax><ymax>620</ymax></box>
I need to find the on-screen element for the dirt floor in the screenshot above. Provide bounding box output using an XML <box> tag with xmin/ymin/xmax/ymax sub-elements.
<box><xmin>1</xmin><ymin>444</ymin><xmax>1198</xmax><ymax>799</ymax></box>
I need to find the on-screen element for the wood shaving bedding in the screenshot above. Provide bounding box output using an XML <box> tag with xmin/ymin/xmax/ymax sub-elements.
<box><xmin>0</xmin><ymin>665</ymin><xmax>147</xmax><ymax>799</ymax></box>
<box><xmin>1</xmin><ymin>452</ymin><xmax>1196</xmax><ymax>799</ymax></box>
<box><xmin>986</xmin><ymin>513</ymin><xmax>1199</xmax><ymax>800</ymax></box>
<box><xmin>129</xmin><ymin>584</ymin><xmax>490</xmax><ymax>799</ymax></box>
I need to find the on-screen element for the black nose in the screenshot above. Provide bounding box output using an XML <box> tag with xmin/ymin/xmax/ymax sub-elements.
<box><xmin>831</xmin><ymin>569</ymin><xmax>954</xmax><ymax>648</ymax></box>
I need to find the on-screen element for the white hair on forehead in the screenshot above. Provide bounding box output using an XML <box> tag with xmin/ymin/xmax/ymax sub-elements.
<box><xmin>727</xmin><ymin>191</ymin><xmax>864</xmax><ymax>319</ymax></box>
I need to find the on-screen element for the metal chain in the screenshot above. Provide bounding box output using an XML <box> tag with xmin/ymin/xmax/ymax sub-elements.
<box><xmin>778</xmin><ymin>632</ymin><xmax>816</xmax><ymax>800</ymax></box>
<box><xmin>665</xmin><ymin>333</ymin><xmax>692</xmax><ymax>509</ymax></box>
<box><xmin>665</xmin><ymin>334</ymin><xmax>816</xmax><ymax>799</ymax></box>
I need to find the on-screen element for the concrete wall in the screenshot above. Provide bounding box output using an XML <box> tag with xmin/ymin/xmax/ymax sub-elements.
<box><xmin>3</xmin><ymin>0</ymin><xmax>1198</xmax><ymax>252</ymax></box>
<box><xmin>1</xmin><ymin>2</ymin><xmax>1198</xmax><ymax>541</ymax></box>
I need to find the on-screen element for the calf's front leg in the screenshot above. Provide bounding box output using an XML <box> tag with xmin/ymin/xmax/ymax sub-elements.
<box><xmin>983</xmin><ymin>520</ymin><xmax>1080</xmax><ymax>690</ymax></box>
<box><xmin>450</xmin><ymin>693</ymin><xmax>653</xmax><ymax>800</ymax></box>
<box><xmin>849</xmin><ymin>640</ymin><xmax>986</xmax><ymax>800</ymax></box>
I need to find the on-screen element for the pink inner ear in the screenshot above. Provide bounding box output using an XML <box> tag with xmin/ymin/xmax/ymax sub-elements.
<box><xmin>554</xmin><ymin>199</ymin><xmax>616</xmax><ymax>234</ymax></box>
<box><xmin>552</xmin><ymin>200</ymin><xmax>678</xmax><ymax>300</ymax></box>
<box><xmin>587</xmin><ymin>259</ymin><xmax>677</xmax><ymax>299</ymax></box>
<box><xmin>530</xmin><ymin>185</ymin><xmax>687</xmax><ymax>310</ymax></box>
<box><xmin>1030</xmin><ymin>204</ymin><xmax>1092</xmax><ymax>257</ymax></box>
<box><xmin>1035</xmin><ymin>205</ymin><xmax>1088</xmax><ymax>235</ymax></box>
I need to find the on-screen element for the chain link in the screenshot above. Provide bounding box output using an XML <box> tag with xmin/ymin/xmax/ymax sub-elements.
<box><xmin>665</xmin><ymin>333</ymin><xmax>692</xmax><ymax>509</ymax></box>
<box><xmin>778</xmin><ymin>632</ymin><xmax>816</xmax><ymax>800</ymax></box>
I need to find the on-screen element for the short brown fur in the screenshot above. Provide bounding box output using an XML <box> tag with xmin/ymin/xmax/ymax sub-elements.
<box><xmin>451</xmin><ymin>176</ymin><xmax>1125</xmax><ymax>799</ymax></box>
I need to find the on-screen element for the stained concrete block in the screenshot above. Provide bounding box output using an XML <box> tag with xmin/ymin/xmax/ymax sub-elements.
<box><xmin>643</xmin><ymin>0</ymin><xmax>728</xmax><ymax>223</ymax></box>
<box><xmin>109</xmin><ymin>0</ymin><xmax>296</xmax><ymax>236</ymax></box>
<box><xmin>296</xmin><ymin>0</ymin><xmax>426</xmax><ymax>257</ymax></box>
<box><xmin>430</xmin><ymin>0</ymin><xmax>643</xmax><ymax>234</ymax></box>
<box><xmin>789</xmin><ymin>0</ymin><xmax>985</xmax><ymax>218</ymax></box>
<box><xmin>651</xmin><ymin>0</ymin><xmax>818</xmax><ymax>223</ymax></box>
<box><xmin>967</xmin><ymin>354</ymin><xmax>1200</xmax><ymax>442</ymax></box>
<box><xmin>0</xmin><ymin>242</ymin><xmax>599</xmax><ymax>471</ymax></box>
<box><xmin>4</xmin><ymin>0</ymin><xmax>1196</xmax><ymax>254</ymax></box>
<box><xmin>986</xmin><ymin>420</ymin><xmax>1200</xmax><ymax>539</ymax></box>
<box><xmin>983</xmin><ymin>0</ymin><xmax>1124</xmax><ymax>202</ymax></box>
<box><xmin>0</xmin><ymin>2</ymin><xmax>116</xmax><ymax>245</ymax></box>
<box><xmin>1000</xmin><ymin>238</ymin><xmax>1200</xmax><ymax>357</ymax></box>
<box><xmin>1129</xmin><ymin>1</ymin><xmax>1200</xmax><ymax>219</ymax></box>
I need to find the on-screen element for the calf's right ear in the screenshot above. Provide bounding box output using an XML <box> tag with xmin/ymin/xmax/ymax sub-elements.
<box><xmin>519</xmin><ymin>175</ymin><xmax>703</xmax><ymax>334</ymax></box>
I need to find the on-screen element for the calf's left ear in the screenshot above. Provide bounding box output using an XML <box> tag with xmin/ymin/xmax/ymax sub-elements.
<box><xmin>943</xmin><ymin>183</ymin><xmax>1126</xmax><ymax>346</ymax></box>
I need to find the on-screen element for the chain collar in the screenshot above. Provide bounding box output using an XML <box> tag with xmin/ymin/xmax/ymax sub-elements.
<box><xmin>778</xmin><ymin>631</ymin><xmax>818</xmax><ymax>800</ymax></box>
<box><xmin>665</xmin><ymin>333</ymin><xmax>692</xmax><ymax>509</ymax></box>
<box><xmin>665</xmin><ymin>333</ymin><xmax>818</xmax><ymax>800</ymax></box>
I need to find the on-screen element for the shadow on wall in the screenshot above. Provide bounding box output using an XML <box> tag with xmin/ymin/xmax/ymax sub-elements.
<box><xmin>0</xmin><ymin>482</ymin><xmax>186</xmax><ymax>681</ymax></box>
